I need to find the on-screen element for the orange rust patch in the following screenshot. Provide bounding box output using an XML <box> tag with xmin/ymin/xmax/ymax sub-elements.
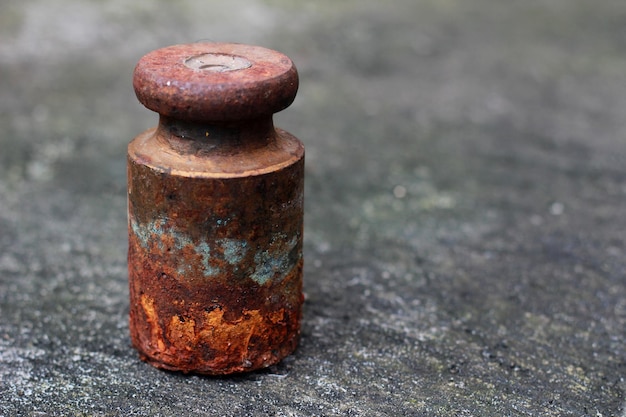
<box><xmin>199</xmin><ymin>308</ymin><xmax>261</xmax><ymax>360</ymax></box>
<box><xmin>140</xmin><ymin>295</ymin><xmax>165</xmax><ymax>353</ymax></box>
<box><xmin>167</xmin><ymin>315</ymin><xmax>196</xmax><ymax>352</ymax></box>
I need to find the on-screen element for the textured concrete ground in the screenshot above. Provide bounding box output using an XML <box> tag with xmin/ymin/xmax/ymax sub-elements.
<box><xmin>1</xmin><ymin>0</ymin><xmax>625</xmax><ymax>415</ymax></box>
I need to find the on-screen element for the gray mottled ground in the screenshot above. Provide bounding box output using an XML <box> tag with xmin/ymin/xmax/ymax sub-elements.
<box><xmin>1</xmin><ymin>0</ymin><xmax>625</xmax><ymax>415</ymax></box>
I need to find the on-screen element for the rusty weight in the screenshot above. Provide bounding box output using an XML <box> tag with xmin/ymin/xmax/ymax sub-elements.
<box><xmin>127</xmin><ymin>43</ymin><xmax>304</xmax><ymax>374</ymax></box>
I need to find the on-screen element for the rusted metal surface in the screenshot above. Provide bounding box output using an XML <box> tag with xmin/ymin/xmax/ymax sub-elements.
<box><xmin>127</xmin><ymin>43</ymin><xmax>304</xmax><ymax>374</ymax></box>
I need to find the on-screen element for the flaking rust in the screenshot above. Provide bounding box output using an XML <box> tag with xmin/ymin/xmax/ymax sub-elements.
<box><xmin>127</xmin><ymin>43</ymin><xmax>304</xmax><ymax>374</ymax></box>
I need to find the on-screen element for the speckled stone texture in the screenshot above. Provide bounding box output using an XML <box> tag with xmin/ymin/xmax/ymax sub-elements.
<box><xmin>0</xmin><ymin>0</ymin><xmax>624</xmax><ymax>415</ymax></box>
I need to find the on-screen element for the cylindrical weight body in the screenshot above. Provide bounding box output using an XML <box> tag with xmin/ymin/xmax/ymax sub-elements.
<box><xmin>127</xmin><ymin>43</ymin><xmax>304</xmax><ymax>374</ymax></box>
<box><xmin>128</xmin><ymin>123</ymin><xmax>304</xmax><ymax>374</ymax></box>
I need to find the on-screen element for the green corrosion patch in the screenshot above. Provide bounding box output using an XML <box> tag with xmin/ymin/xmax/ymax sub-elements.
<box><xmin>197</xmin><ymin>241</ymin><xmax>220</xmax><ymax>277</ymax></box>
<box><xmin>130</xmin><ymin>218</ymin><xmax>250</xmax><ymax>278</ymax></box>
<box><xmin>250</xmin><ymin>234</ymin><xmax>299</xmax><ymax>285</ymax></box>
<box><xmin>217</xmin><ymin>238</ymin><xmax>248</xmax><ymax>265</ymax></box>
<box><xmin>130</xmin><ymin>218</ymin><xmax>299</xmax><ymax>284</ymax></box>
<box><xmin>130</xmin><ymin>217</ymin><xmax>164</xmax><ymax>250</ymax></box>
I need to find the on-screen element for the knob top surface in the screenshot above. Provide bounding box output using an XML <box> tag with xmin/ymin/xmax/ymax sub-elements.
<box><xmin>133</xmin><ymin>43</ymin><xmax>298</xmax><ymax>121</ymax></box>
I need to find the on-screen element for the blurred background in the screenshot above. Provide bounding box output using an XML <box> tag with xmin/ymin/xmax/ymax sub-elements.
<box><xmin>1</xmin><ymin>0</ymin><xmax>625</xmax><ymax>415</ymax></box>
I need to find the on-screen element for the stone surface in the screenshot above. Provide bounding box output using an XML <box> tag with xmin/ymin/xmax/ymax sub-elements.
<box><xmin>0</xmin><ymin>0</ymin><xmax>625</xmax><ymax>415</ymax></box>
